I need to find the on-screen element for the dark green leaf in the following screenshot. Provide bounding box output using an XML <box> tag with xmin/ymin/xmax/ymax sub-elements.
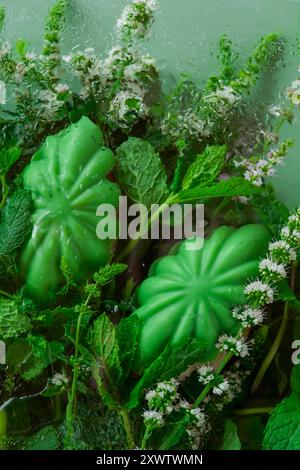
<box><xmin>88</xmin><ymin>313</ymin><xmax>122</xmax><ymax>385</ymax></box>
<box><xmin>26</xmin><ymin>426</ymin><xmax>59</xmax><ymax>450</ymax></box>
<box><xmin>182</xmin><ymin>145</ymin><xmax>227</xmax><ymax>190</ymax></box>
<box><xmin>263</xmin><ymin>393</ymin><xmax>300</xmax><ymax>450</ymax></box>
<box><xmin>175</xmin><ymin>177</ymin><xmax>260</xmax><ymax>203</ymax></box>
<box><xmin>0</xmin><ymin>145</ymin><xmax>21</xmax><ymax>176</ymax></box>
<box><xmin>116</xmin><ymin>137</ymin><xmax>169</xmax><ymax>207</ymax></box>
<box><xmin>93</xmin><ymin>263</ymin><xmax>127</xmax><ymax>287</ymax></box>
<box><xmin>117</xmin><ymin>314</ymin><xmax>141</xmax><ymax>380</ymax></box>
<box><xmin>0</xmin><ymin>6</ymin><xmax>5</xmax><ymax>32</ymax></box>
<box><xmin>0</xmin><ymin>297</ymin><xmax>31</xmax><ymax>340</ymax></box>
<box><xmin>15</xmin><ymin>39</ymin><xmax>27</xmax><ymax>56</ymax></box>
<box><xmin>221</xmin><ymin>419</ymin><xmax>241</xmax><ymax>450</ymax></box>
<box><xmin>291</xmin><ymin>364</ymin><xmax>300</xmax><ymax>399</ymax></box>
<box><xmin>0</xmin><ymin>189</ymin><xmax>32</xmax><ymax>255</ymax></box>
<box><xmin>234</xmin><ymin>416</ymin><xmax>264</xmax><ymax>450</ymax></box>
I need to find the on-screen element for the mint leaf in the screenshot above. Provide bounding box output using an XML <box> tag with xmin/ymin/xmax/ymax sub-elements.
<box><xmin>291</xmin><ymin>364</ymin><xmax>300</xmax><ymax>399</ymax></box>
<box><xmin>0</xmin><ymin>189</ymin><xmax>32</xmax><ymax>255</ymax></box>
<box><xmin>175</xmin><ymin>177</ymin><xmax>260</xmax><ymax>203</ymax></box>
<box><xmin>0</xmin><ymin>297</ymin><xmax>31</xmax><ymax>340</ymax></box>
<box><xmin>182</xmin><ymin>145</ymin><xmax>227</xmax><ymax>190</ymax></box>
<box><xmin>26</xmin><ymin>426</ymin><xmax>59</xmax><ymax>450</ymax></box>
<box><xmin>263</xmin><ymin>393</ymin><xmax>300</xmax><ymax>450</ymax></box>
<box><xmin>126</xmin><ymin>338</ymin><xmax>208</xmax><ymax>409</ymax></box>
<box><xmin>116</xmin><ymin>137</ymin><xmax>169</xmax><ymax>207</ymax></box>
<box><xmin>6</xmin><ymin>338</ymin><xmax>46</xmax><ymax>381</ymax></box>
<box><xmin>88</xmin><ymin>313</ymin><xmax>122</xmax><ymax>385</ymax></box>
<box><xmin>221</xmin><ymin>419</ymin><xmax>241</xmax><ymax>450</ymax></box>
<box><xmin>117</xmin><ymin>314</ymin><xmax>141</xmax><ymax>380</ymax></box>
<box><xmin>0</xmin><ymin>145</ymin><xmax>21</xmax><ymax>176</ymax></box>
<box><xmin>0</xmin><ymin>7</ymin><xmax>5</xmax><ymax>33</ymax></box>
<box><xmin>93</xmin><ymin>263</ymin><xmax>127</xmax><ymax>286</ymax></box>
<box><xmin>15</xmin><ymin>39</ymin><xmax>27</xmax><ymax>56</ymax></box>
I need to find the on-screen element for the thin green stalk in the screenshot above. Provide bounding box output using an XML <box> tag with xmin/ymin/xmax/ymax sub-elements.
<box><xmin>212</xmin><ymin>197</ymin><xmax>231</xmax><ymax>218</ymax></box>
<box><xmin>0</xmin><ymin>289</ymin><xmax>14</xmax><ymax>299</ymax></box>
<box><xmin>0</xmin><ymin>410</ymin><xmax>7</xmax><ymax>450</ymax></box>
<box><xmin>251</xmin><ymin>262</ymin><xmax>298</xmax><ymax>393</ymax></box>
<box><xmin>64</xmin><ymin>293</ymin><xmax>91</xmax><ymax>447</ymax></box>
<box><xmin>233</xmin><ymin>406</ymin><xmax>274</xmax><ymax>416</ymax></box>
<box><xmin>251</xmin><ymin>301</ymin><xmax>289</xmax><ymax>393</ymax></box>
<box><xmin>141</xmin><ymin>427</ymin><xmax>152</xmax><ymax>451</ymax></box>
<box><xmin>119</xmin><ymin>408</ymin><xmax>135</xmax><ymax>449</ymax></box>
<box><xmin>193</xmin><ymin>352</ymin><xmax>233</xmax><ymax>408</ymax></box>
<box><xmin>116</xmin><ymin>195</ymin><xmax>175</xmax><ymax>261</ymax></box>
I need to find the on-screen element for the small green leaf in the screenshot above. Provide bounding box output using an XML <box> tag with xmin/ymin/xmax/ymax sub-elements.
<box><xmin>0</xmin><ymin>297</ymin><xmax>31</xmax><ymax>340</ymax></box>
<box><xmin>88</xmin><ymin>313</ymin><xmax>123</xmax><ymax>385</ymax></box>
<box><xmin>221</xmin><ymin>419</ymin><xmax>241</xmax><ymax>450</ymax></box>
<box><xmin>93</xmin><ymin>263</ymin><xmax>127</xmax><ymax>287</ymax></box>
<box><xmin>26</xmin><ymin>426</ymin><xmax>59</xmax><ymax>450</ymax></box>
<box><xmin>117</xmin><ymin>314</ymin><xmax>141</xmax><ymax>380</ymax></box>
<box><xmin>0</xmin><ymin>145</ymin><xmax>21</xmax><ymax>176</ymax></box>
<box><xmin>234</xmin><ymin>416</ymin><xmax>264</xmax><ymax>450</ymax></box>
<box><xmin>182</xmin><ymin>145</ymin><xmax>227</xmax><ymax>190</ymax></box>
<box><xmin>263</xmin><ymin>393</ymin><xmax>300</xmax><ymax>450</ymax></box>
<box><xmin>0</xmin><ymin>6</ymin><xmax>5</xmax><ymax>33</ymax></box>
<box><xmin>175</xmin><ymin>176</ymin><xmax>260</xmax><ymax>203</ymax></box>
<box><xmin>6</xmin><ymin>338</ymin><xmax>46</xmax><ymax>381</ymax></box>
<box><xmin>116</xmin><ymin>137</ymin><xmax>169</xmax><ymax>207</ymax></box>
<box><xmin>0</xmin><ymin>189</ymin><xmax>32</xmax><ymax>255</ymax></box>
<box><xmin>15</xmin><ymin>38</ymin><xmax>27</xmax><ymax>56</ymax></box>
<box><xmin>126</xmin><ymin>338</ymin><xmax>208</xmax><ymax>409</ymax></box>
<box><xmin>291</xmin><ymin>364</ymin><xmax>300</xmax><ymax>399</ymax></box>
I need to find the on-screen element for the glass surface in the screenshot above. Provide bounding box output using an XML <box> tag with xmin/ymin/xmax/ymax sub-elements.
<box><xmin>2</xmin><ymin>0</ymin><xmax>300</xmax><ymax>208</ymax></box>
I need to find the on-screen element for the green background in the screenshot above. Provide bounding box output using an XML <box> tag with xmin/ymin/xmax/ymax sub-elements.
<box><xmin>2</xmin><ymin>0</ymin><xmax>300</xmax><ymax>208</ymax></box>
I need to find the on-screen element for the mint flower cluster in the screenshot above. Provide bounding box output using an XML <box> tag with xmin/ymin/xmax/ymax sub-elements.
<box><xmin>287</xmin><ymin>69</ymin><xmax>300</xmax><ymax>107</ymax></box>
<box><xmin>143</xmin><ymin>378</ymin><xmax>179</xmax><ymax>428</ymax></box>
<box><xmin>214</xmin><ymin>209</ymin><xmax>300</xmax><ymax>361</ymax></box>
<box><xmin>142</xmin><ymin>378</ymin><xmax>206</xmax><ymax>432</ymax></box>
<box><xmin>116</xmin><ymin>0</ymin><xmax>157</xmax><ymax>43</ymax></box>
<box><xmin>234</xmin><ymin>139</ymin><xmax>294</xmax><ymax>186</ymax></box>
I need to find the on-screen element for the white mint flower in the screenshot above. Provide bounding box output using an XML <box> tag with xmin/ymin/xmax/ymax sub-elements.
<box><xmin>62</xmin><ymin>54</ymin><xmax>72</xmax><ymax>63</ymax></box>
<box><xmin>50</xmin><ymin>372</ymin><xmax>69</xmax><ymax>386</ymax></box>
<box><xmin>216</xmin><ymin>334</ymin><xmax>250</xmax><ymax>358</ymax></box>
<box><xmin>259</xmin><ymin>258</ymin><xmax>287</xmax><ymax>281</ymax></box>
<box><xmin>214</xmin><ymin>86</ymin><xmax>239</xmax><ymax>105</ymax></box>
<box><xmin>244</xmin><ymin>280</ymin><xmax>274</xmax><ymax>305</ymax></box>
<box><xmin>55</xmin><ymin>83</ymin><xmax>70</xmax><ymax>94</ymax></box>
<box><xmin>145</xmin><ymin>378</ymin><xmax>179</xmax><ymax>414</ymax></box>
<box><xmin>189</xmin><ymin>408</ymin><xmax>206</xmax><ymax>428</ymax></box>
<box><xmin>292</xmin><ymin>79</ymin><xmax>300</xmax><ymax>89</ymax></box>
<box><xmin>291</xmin><ymin>91</ymin><xmax>300</xmax><ymax>106</ymax></box>
<box><xmin>25</xmin><ymin>52</ymin><xmax>37</xmax><ymax>60</ymax></box>
<box><xmin>287</xmin><ymin>214</ymin><xmax>300</xmax><ymax>231</ymax></box>
<box><xmin>212</xmin><ymin>378</ymin><xmax>230</xmax><ymax>396</ymax></box>
<box><xmin>145</xmin><ymin>390</ymin><xmax>157</xmax><ymax>401</ymax></box>
<box><xmin>177</xmin><ymin>399</ymin><xmax>190</xmax><ymax>410</ymax></box>
<box><xmin>269</xmin><ymin>240</ymin><xmax>297</xmax><ymax>264</ymax></box>
<box><xmin>268</xmin><ymin>105</ymin><xmax>282</xmax><ymax>117</ymax></box>
<box><xmin>197</xmin><ymin>365</ymin><xmax>215</xmax><ymax>385</ymax></box>
<box><xmin>281</xmin><ymin>226</ymin><xmax>300</xmax><ymax>248</ymax></box>
<box><xmin>232</xmin><ymin>305</ymin><xmax>264</xmax><ymax>327</ymax></box>
<box><xmin>143</xmin><ymin>410</ymin><xmax>164</xmax><ymax>427</ymax></box>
